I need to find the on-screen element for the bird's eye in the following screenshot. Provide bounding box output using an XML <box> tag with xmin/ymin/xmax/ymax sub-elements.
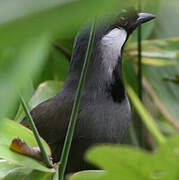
<box><xmin>120</xmin><ymin>17</ymin><xmax>128</xmax><ymax>26</ymax></box>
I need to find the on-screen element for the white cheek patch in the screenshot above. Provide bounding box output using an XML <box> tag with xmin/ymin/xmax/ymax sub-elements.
<box><xmin>101</xmin><ymin>28</ymin><xmax>127</xmax><ymax>77</ymax></box>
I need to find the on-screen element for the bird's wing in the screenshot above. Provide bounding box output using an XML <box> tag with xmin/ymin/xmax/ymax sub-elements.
<box><xmin>21</xmin><ymin>96</ymin><xmax>73</xmax><ymax>145</ymax></box>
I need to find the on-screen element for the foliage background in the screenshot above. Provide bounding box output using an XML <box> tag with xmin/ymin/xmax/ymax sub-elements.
<box><xmin>0</xmin><ymin>0</ymin><xmax>178</xmax><ymax>179</ymax></box>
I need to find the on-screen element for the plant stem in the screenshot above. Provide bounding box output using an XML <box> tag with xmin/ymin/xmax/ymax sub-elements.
<box><xmin>137</xmin><ymin>0</ymin><xmax>142</xmax><ymax>100</ymax></box>
<box><xmin>137</xmin><ymin>0</ymin><xmax>144</xmax><ymax>147</ymax></box>
<box><xmin>19</xmin><ymin>94</ymin><xmax>53</xmax><ymax>168</ymax></box>
<box><xmin>58</xmin><ymin>19</ymin><xmax>97</xmax><ymax>180</ymax></box>
<box><xmin>126</xmin><ymin>84</ymin><xmax>166</xmax><ymax>145</ymax></box>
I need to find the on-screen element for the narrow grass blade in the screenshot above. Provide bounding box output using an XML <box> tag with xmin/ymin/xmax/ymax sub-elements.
<box><xmin>126</xmin><ymin>84</ymin><xmax>166</xmax><ymax>145</ymax></box>
<box><xmin>19</xmin><ymin>94</ymin><xmax>53</xmax><ymax>168</ymax></box>
<box><xmin>58</xmin><ymin>19</ymin><xmax>97</xmax><ymax>180</ymax></box>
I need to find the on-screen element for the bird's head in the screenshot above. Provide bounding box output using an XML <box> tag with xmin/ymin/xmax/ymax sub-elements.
<box><xmin>112</xmin><ymin>7</ymin><xmax>155</xmax><ymax>35</ymax></box>
<box><xmin>97</xmin><ymin>7</ymin><xmax>155</xmax><ymax>47</ymax></box>
<box><xmin>96</xmin><ymin>7</ymin><xmax>155</xmax><ymax>45</ymax></box>
<box><xmin>69</xmin><ymin>8</ymin><xmax>155</xmax><ymax>78</ymax></box>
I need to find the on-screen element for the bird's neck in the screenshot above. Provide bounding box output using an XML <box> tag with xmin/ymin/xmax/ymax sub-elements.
<box><xmin>65</xmin><ymin>28</ymin><xmax>127</xmax><ymax>102</ymax></box>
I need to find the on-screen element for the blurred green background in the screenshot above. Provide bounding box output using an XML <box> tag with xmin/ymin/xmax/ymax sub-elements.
<box><xmin>0</xmin><ymin>0</ymin><xmax>179</xmax><ymax>179</ymax></box>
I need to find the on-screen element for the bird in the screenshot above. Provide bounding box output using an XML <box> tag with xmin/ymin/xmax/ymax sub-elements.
<box><xmin>22</xmin><ymin>8</ymin><xmax>155</xmax><ymax>173</ymax></box>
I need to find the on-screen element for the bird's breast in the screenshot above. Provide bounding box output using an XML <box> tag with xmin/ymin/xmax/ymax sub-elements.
<box><xmin>74</xmin><ymin>96</ymin><xmax>131</xmax><ymax>144</ymax></box>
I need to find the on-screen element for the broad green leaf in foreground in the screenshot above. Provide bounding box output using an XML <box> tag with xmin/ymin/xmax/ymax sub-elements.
<box><xmin>0</xmin><ymin>118</ymin><xmax>54</xmax><ymax>172</ymax></box>
<box><xmin>70</xmin><ymin>135</ymin><xmax>179</xmax><ymax>180</ymax></box>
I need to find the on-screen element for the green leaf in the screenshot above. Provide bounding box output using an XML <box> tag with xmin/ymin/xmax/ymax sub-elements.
<box><xmin>126</xmin><ymin>84</ymin><xmax>166</xmax><ymax>145</ymax></box>
<box><xmin>3</xmin><ymin>167</ymin><xmax>32</xmax><ymax>180</ymax></box>
<box><xmin>0</xmin><ymin>118</ymin><xmax>54</xmax><ymax>172</ymax></box>
<box><xmin>19</xmin><ymin>92</ymin><xmax>53</xmax><ymax>168</ymax></box>
<box><xmin>0</xmin><ymin>160</ymin><xmax>20</xmax><ymax>178</ymax></box>
<box><xmin>0</xmin><ymin>119</ymin><xmax>50</xmax><ymax>150</ymax></box>
<box><xmin>71</xmin><ymin>135</ymin><xmax>179</xmax><ymax>180</ymax></box>
<box><xmin>29</xmin><ymin>81</ymin><xmax>63</xmax><ymax>109</ymax></box>
<box><xmin>70</xmin><ymin>170</ymin><xmax>106</xmax><ymax>180</ymax></box>
<box><xmin>143</xmin><ymin>64</ymin><xmax>179</xmax><ymax>122</ymax></box>
<box><xmin>0</xmin><ymin>0</ymin><xmax>121</xmax><ymax>51</ymax></box>
<box><xmin>25</xmin><ymin>170</ymin><xmax>53</xmax><ymax>180</ymax></box>
<box><xmin>128</xmin><ymin>38</ymin><xmax>179</xmax><ymax>60</ymax></box>
<box><xmin>14</xmin><ymin>80</ymin><xmax>35</xmax><ymax>121</ymax></box>
<box><xmin>2</xmin><ymin>167</ymin><xmax>53</xmax><ymax>180</ymax></box>
<box><xmin>0</xmin><ymin>35</ymin><xmax>51</xmax><ymax>120</ymax></box>
<box><xmin>129</xmin><ymin>57</ymin><xmax>179</xmax><ymax>66</ymax></box>
<box><xmin>86</xmin><ymin>146</ymin><xmax>154</xmax><ymax>180</ymax></box>
<box><xmin>126</xmin><ymin>37</ymin><xmax>179</xmax><ymax>127</ymax></box>
<box><xmin>52</xmin><ymin>169</ymin><xmax>58</xmax><ymax>180</ymax></box>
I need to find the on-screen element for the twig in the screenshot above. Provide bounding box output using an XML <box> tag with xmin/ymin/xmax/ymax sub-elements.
<box><xmin>143</xmin><ymin>77</ymin><xmax>179</xmax><ymax>130</ymax></box>
<box><xmin>53</xmin><ymin>41</ymin><xmax>71</xmax><ymax>60</ymax></box>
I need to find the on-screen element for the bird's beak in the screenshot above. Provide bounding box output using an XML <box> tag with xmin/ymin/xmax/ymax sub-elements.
<box><xmin>135</xmin><ymin>13</ymin><xmax>156</xmax><ymax>27</ymax></box>
<box><xmin>127</xmin><ymin>12</ymin><xmax>155</xmax><ymax>33</ymax></box>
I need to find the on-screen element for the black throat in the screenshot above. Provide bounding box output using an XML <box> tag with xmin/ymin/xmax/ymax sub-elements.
<box><xmin>108</xmin><ymin>63</ymin><xmax>125</xmax><ymax>103</ymax></box>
